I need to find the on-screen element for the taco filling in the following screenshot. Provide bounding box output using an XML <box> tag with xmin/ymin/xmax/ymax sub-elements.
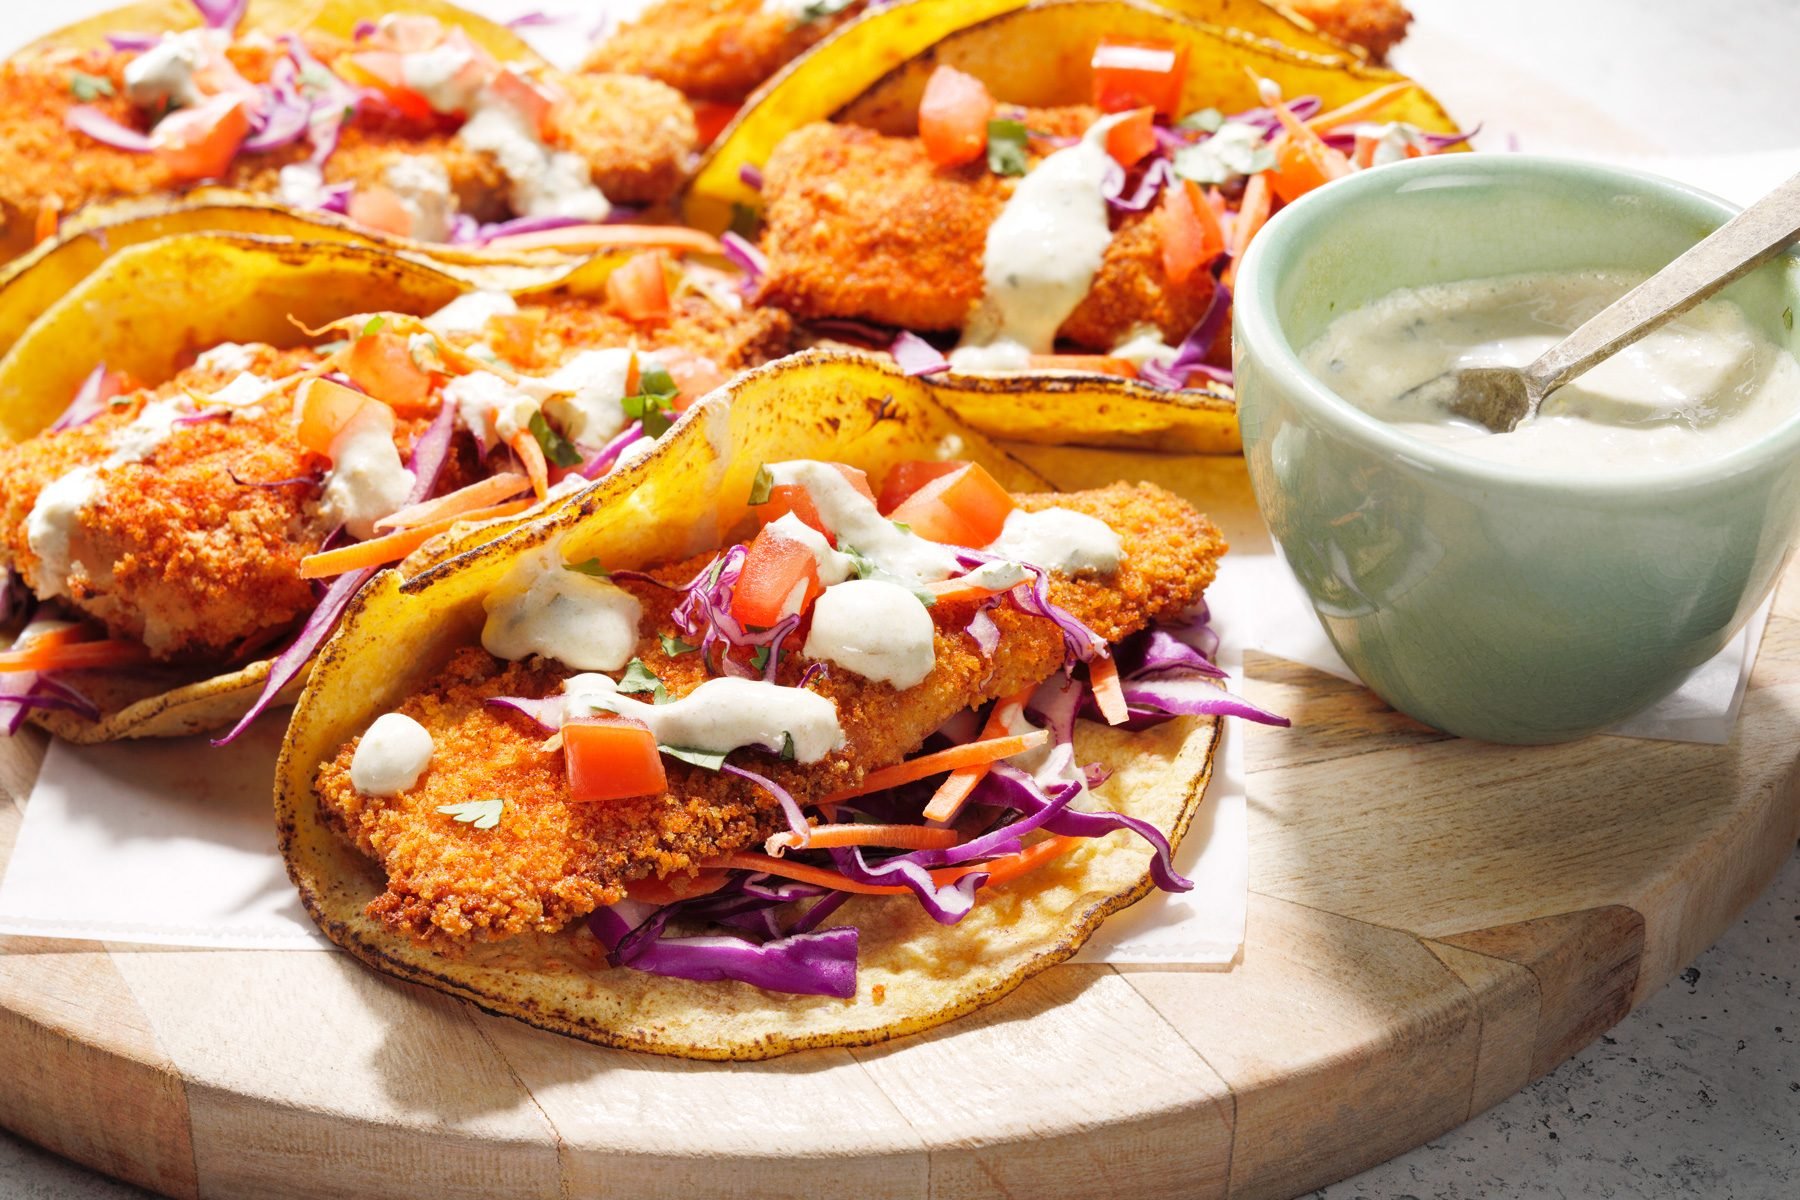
<box><xmin>3</xmin><ymin>2</ymin><xmax>695</xmax><ymax>253</ymax></box>
<box><xmin>311</xmin><ymin>457</ymin><xmax>1279</xmax><ymax>996</ymax></box>
<box><xmin>0</xmin><ymin>254</ymin><xmax>790</xmax><ymax>736</ymax></box>
<box><xmin>750</xmin><ymin>54</ymin><xmax>1469</xmax><ymax>387</ymax></box>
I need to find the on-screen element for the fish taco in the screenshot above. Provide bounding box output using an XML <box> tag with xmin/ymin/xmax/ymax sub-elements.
<box><xmin>276</xmin><ymin>352</ymin><xmax>1284</xmax><ymax>1059</ymax></box>
<box><xmin>0</xmin><ymin>229</ymin><xmax>786</xmax><ymax>741</ymax></box>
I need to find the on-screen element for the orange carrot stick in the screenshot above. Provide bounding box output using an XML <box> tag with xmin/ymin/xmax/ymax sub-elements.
<box><xmin>627</xmin><ymin>869</ymin><xmax>731</xmax><ymax>905</ymax></box>
<box><xmin>299</xmin><ymin>498</ymin><xmax>534</xmax><ymax>578</ymax></box>
<box><xmin>374</xmin><ymin>472</ymin><xmax>532</xmax><ymax>532</ymax></box>
<box><xmin>508</xmin><ymin>429</ymin><xmax>550</xmax><ymax>500</ymax></box>
<box><xmin>821</xmin><ymin>730</ymin><xmax>1049</xmax><ymax>804</ymax></box>
<box><xmin>477</xmin><ymin>224</ymin><xmax>725</xmax><ymax>257</ymax></box>
<box><xmin>0</xmin><ymin>638</ymin><xmax>150</xmax><ymax>673</ymax></box>
<box><xmin>1222</xmin><ymin>171</ymin><xmax>1272</xmax><ymax>290</ymax></box>
<box><xmin>1089</xmin><ymin>655</ymin><xmax>1129</xmax><ymax>726</ymax></box>
<box><xmin>716</xmin><ymin>835</ymin><xmax>1077</xmax><ymax>894</ymax></box>
<box><xmin>765</xmin><ymin>823</ymin><xmax>961</xmax><ymax>856</ymax></box>
<box><xmin>1305</xmin><ymin>81</ymin><xmax>1416</xmax><ymax>132</ymax></box>
<box><xmin>922</xmin><ymin>687</ymin><xmax>1036</xmax><ymax>824</ymax></box>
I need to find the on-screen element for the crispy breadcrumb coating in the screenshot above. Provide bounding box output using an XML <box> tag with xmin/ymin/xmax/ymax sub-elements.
<box><xmin>755</xmin><ymin>118</ymin><xmax>1222</xmax><ymax>352</ymax></box>
<box><xmin>589</xmin><ymin>0</ymin><xmax>859</xmax><ymax>106</ymax></box>
<box><xmin>1289</xmin><ymin>0</ymin><xmax>1412</xmax><ymax>60</ymax></box>
<box><xmin>314</xmin><ymin>482</ymin><xmax>1225</xmax><ymax>948</ymax></box>
<box><xmin>0</xmin><ymin>35</ymin><xmax>694</xmax><ymax>256</ymax></box>
<box><xmin>486</xmin><ymin>292</ymin><xmax>795</xmax><ymax>374</ymax></box>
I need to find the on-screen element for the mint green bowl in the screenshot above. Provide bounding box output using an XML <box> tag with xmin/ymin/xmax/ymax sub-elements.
<box><xmin>1232</xmin><ymin>155</ymin><xmax>1800</xmax><ymax>743</ymax></box>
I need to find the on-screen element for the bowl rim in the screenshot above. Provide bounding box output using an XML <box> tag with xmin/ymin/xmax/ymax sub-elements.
<box><xmin>1233</xmin><ymin>153</ymin><xmax>1800</xmax><ymax>495</ymax></box>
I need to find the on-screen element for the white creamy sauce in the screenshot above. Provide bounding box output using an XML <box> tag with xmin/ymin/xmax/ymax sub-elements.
<box><xmin>443</xmin><ymin>369</ymin><xmax>535</xmax><ymax>449</ymax></box>
<box><xmin>614</xmin><ymin>434</ymin><xmax>661</xmax><ymax>471</ymax></box>
<box><xmin>195</xmin><ymin>342</ymin><xmax>261</xmax><ymax>375</ymax></box>
<box><xmin>210</xmin><ymin>371</ymin><xmax>270</xmax><ymax>408</ymax></box>
<box><xmin>277</xmin><ymin>163</ymin><xmax>330</xmax><ymax>209</ymax></box>
<box><xmin>399</xmin><ymin>41</ymin><xmax>481</xmax><ymax>112</ymax></box>
<box><xmin>482</xmin><ymin>543</ymin><xmax>642</xmax><ymax>670</ymax></box>
<box><xmin>458</xmin><ymin>104</ymin><xmax>611</xmax><ymax>223</ymax></box>
<box><xmin>1301</xmin><ymin>270</ymin><xmax>1800</xmax><ymax>472</ymax></box>
<box><xmin>766</xmin><ymin>460</ymin><xmax>961</xmax><ymax>584</ymax></box>
<box><xmin>424</xmin><ymin>290</ymin><xmax>518</xmax><ymax>337</ymax></box>
<box><xmin>803</xmin><ymin>579</ymin><xmax>937</xmax><ymax>689</ymax></box>
<box><xmin>350</xmin><ymin>712</ymin><xmax>434</xmax><ymax>796</ymax></box>
<box><xmin>956</xmin><ymin>559</ymin><xmax>1029</xmax><ymax>591</ymax></box>
<box><xmin>1110</xmin><ymin>326</ymin><xmax>1181</xmax><ymax>370</ymax></box>
<box><xmin>382</xmin><ymin>155</ymin><xmax>456</xmax><ymax>243</ymax></box>
<box><xmin>539</xmin><ymin>348</ymin><xmax>635</xmax><ymax>447</ymax></box>
<box><xmin>985</xmin><ymin>507</ymin><xmax>1122</xmax><ymax>575</ymax></box>
<box><xmin>24</xmin><ymin>397</ymin><xmax>196</xmax><ymax>596</ymax></box>
<box><xmin>319</xmin><ymin>408</ymin><xmax>415</xmax><ymax>539</ymax></box>
<box><xmin>564</xmin><ymin>672</ymin><xmax>846</xmax><ymax>764</ymax></box>
<box><xmin>950</xmin><ymin>113</ymin><xmax>1127</xmax><ymax>372</ymax></box>
<box><xmin>766</xmin><ymin>512</ymin><xmax>854</xmax><ymax>585</ymax></box>
<box><xmin>123</xmin><ymin>30</ymin><xmax>216</xmax><ymax>110</ymax></box>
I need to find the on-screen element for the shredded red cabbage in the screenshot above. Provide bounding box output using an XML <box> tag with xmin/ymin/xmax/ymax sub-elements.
<box><xmin>401</xmin><ymin>396</ymin><xmax>457</xmax><ymax>507</ymax></box>
<box><xmin>1139</xmin><ymin>282</ymin><xmax>1232</xmax><ymax>391</ymax></box>
<box><xmin>966</xmin><ymin>606</ymin><xmax>1000</xmax><ymax>656</ymax></box>
<box><xmin>670</xmin><ymin>544</ymin><xmax>802</xmax><ymax>675</ymax></box>
<box><xmin>737</xmin><ymin>164</ymin><xmax>764</xmax><ymax>191</ymax></box>
<box><xmin>1103</xmin><ymin>157</ymin><xmax>1174</xmax><ymax>213</ymax></box>
<box><xmin>890</xmin><ymin>330</ymin><xmax>950</xmax><ymax>377</ymax></box>
<box><xmin>589</xmin><ymin>905</ymin><xmax>858</xmax><ymax>998</ymax></box>
<box><xmin>212</xmin><ymin>565</ymin><xmax>375</xmax><ymax>745</ymax></box>
<box><xmin>723</xmin><ymin>763</ymin><xmax>810</xmax><ymax>841</ymax></box>
<box><xmin>66</xmin><ymin>106</ymin><xmax>154</xmax><ymax>153</ymax></box>
<box><xmin>719</xmin><ymin>232</ymin><xmax>768</xmax><ymax>284</ymax></box>
<box><xmin>49</xmin><ymin>365</ymin><xmax>113</xmax><ymax>433</ymax></box>
<box><xmin>505</xmin><ymin>10</ymin><xmax>563</xmax><ymax>28</ymax></box>
<box><xmin>191</xmin><ymin>0</ymin><xmax>247</xmax><ymax>30</ymax></box>
<box><xmin>107</xmin><ymin>32</ymin><xmax>159</xmax><ymax>51</ymax></box>
<box><xmin>488</xmin><ymin>694</ymin><xmax>565</xmax><ymax>729</ymax></box>
<box><xmin>243</xmin><ymin>65</ymin><xmax>313</xmax><ymax>153</ymax></box>
<box><xmin>828</xmin><ymin>848</ymin><xmax>986</xmax><ymax>925</ymax></box>
<box><xmin>578</xmin><ymin>420</ymin><xmax>644</xmax><ymax>480</ymax></box>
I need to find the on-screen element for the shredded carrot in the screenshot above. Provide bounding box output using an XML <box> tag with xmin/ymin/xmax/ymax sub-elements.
<box><xmin>765</xmin><ymin>823</ymin><xmax>961</xmax><ymax>855</ymax></box>
<box><xmin>298</xmin><ymin>498</ymin><xmax>534</xmax><ymax>578</ymax></box>
<box><xmin>965</xmin><ymin>834</ymin><xmax>1078</xmax><ymax>888</ymax></box>
<box><xmin>0</xmin><ymin>638</ymin><xmax>150</xmax><ymax>674</ymax></box>
<box><xmin>477</xmin><ymin>224</ymin><xmax>725</xmax><ymax>257</ymax></box>
<box><xmin>1306</xmin><ymin>81</ymin><xmax>1416</xmax><ymax>132</ymax></box>
<box><xmin>627</xmin><ymin>869</ymin><xmax>730</xmax><ymax>905</ymax></box>
<box><xmin>34</xmin><ymin>197</ymin><xmax>61</xmax><ymax>246</ymax></box>
<box><xmin>1222</xmin><ymin>171</ymin><xmax>1272</xmax><ymax>289</ymax></box>
<box><xmin>508</xmin><ymin>429</ymin><xmax>550</xmax><ymax>500</ymax></box>
<box><xmin>923</xmin><ymin>687</ymin><xmax>1036</xmax><ymax>823</ymax></box>
<box><xmin>374</xmin><ymin>472</ymin><xmax>532</xmax><ymax>532</ymax></box>
<box><xmin>1089</xmin><ymin>655</ymin><xmax>1129</xmax><ymax>726</ymax></box>
<box><xmin>821</xmin><ymin>729</ymin><xmax>1049</xmax><ymax>804</ymax></box>
<box><xmin>927</xmin><ymin>576</ymin><xmax>1012</xmax><ymax>606</ymax></box>
<box><xmin>11</xmin><ymin>623</ymin><xmax>88</xmax><ymax>655</ymax></box>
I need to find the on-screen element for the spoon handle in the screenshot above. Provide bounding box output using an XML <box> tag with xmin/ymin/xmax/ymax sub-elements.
<box><xmin>1526</xmin><ymin>168</ymin><xmax>1800</xmax><ymax>396</ymax></box>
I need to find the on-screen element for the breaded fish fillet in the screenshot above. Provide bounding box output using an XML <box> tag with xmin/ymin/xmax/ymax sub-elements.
<box><xmin>1289</xmin><ymin>0</ymin><xmax>1412</xmax><ymax>60</ymax></box>
<box><xmin>313</xmin><ymin>482</ymin><xmax>1226</xmax><ymax>948</ymax></box>
<box><xmin>755</xmin><ymin>119</ymin><xmax>1223</xmax><ymax>351</ymax></box>
<box><xmin>590</xmin><ymin>0</ymin><xmax>858</xmax><ymax>107</ymax></box>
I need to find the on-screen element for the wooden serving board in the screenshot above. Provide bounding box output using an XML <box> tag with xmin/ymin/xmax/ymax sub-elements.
<box><xmin>0</xmin><ymin>450</ymin><xmax>1795</xmax><ymax>1200</ymax></box>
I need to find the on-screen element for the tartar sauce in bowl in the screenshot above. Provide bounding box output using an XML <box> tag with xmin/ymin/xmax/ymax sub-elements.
<box><xmin>1300</xmin><ymin>270</ymin><xmax>1800</xmax><ymax>473</ymax></box>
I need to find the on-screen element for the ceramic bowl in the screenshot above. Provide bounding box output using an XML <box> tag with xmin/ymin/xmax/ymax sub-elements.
<box><xmin>1232</xmin><ymin>154</ymin><xmax>1800</xmax><ymax>743</ymax></box>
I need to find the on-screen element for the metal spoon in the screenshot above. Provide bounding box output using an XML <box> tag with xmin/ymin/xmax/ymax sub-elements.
<box><xmin>1411</xmin><ymin>168</ymin><xmax>1800</xmax><ymax>433</ymax></box>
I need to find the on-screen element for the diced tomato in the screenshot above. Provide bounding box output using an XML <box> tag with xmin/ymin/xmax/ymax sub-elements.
<box><xmin>1157</xmin><ymin>178</ymin><xmax>1225</xmax><ymax>285</ymax></box>
<box><xmin>691</xmin><ymin>100</ymin><xmax>740</xmax><ymax>144</ymax></box>
<box><xmin>606</xmin><ymin>251</ymin><xmax>671</xmax><ymax>322</ymax></box>
<box><xmin>341</xmin><ymin>52</ymin><xmax>435</xmax><ymax>122</ymax></box>
<box><xmin>340</xmin><ymin>332</ymin><xmax>436</xmax><ymax>414</ymax></box>
<box><xmin>490</xmin><ymin>66</ymin><xmax>561</xmax><ymax>138</ymax></box>
<box><xmin>1104</xmin><ymin>107</ymin><xmax>1158</xmax><ymax>168</ymax></box>
<box><xmin>654</xmin><ymin>348</ymin><xmax>729</xmax><ymax>411</ymax></box>
<box><xmin>1090</xmin><ymin>39</ymin><xmax>1189</xmax><ymax>117</ymax></box>
<box><xmin>758</xmin><ymin>463</ymin><xmax>875</xmax><ymax>545</ymax></box>
<box><xmin>295</xmin><ymin>378</ymin><xmax>393</xmax><ymax>457</ymax></box>
<box><xmin>486</xmin><ymin>310</ymin><xmax>547</xmax><ymax>363</ymax></box>
<box><xmin>888</xmin><ymin>462</ymin><xmax>1014</xmax><ymax>546</ymax></box>
<box><xmin>1266</xmin><ymin>130</ymin><xmax>1353</xmax><ymax>204</ymax></box>
<box><xmin>151</xmin><ymin>94</ymin><xmax>250</xmax><ymax>182</ymax></box>
<box><xmin>347</xmin><ymin>185</ymin><xmax>414</xmax><ymax>238</ymax></box>
<box><xmin>878</xmin><ymin>460</ymin><xmax>966</xmax><ymax>514</ymax></box>
<box><xmin>731</xmin><ymin>525</ymin><xmax>822</xmax><ymax>629</ymax></box>
<box><xmin>918</xmin><ymin>66</ymin><xmax>996</xmax><ymax>168</ymax></box>
<box><xmin>564</xmin><ymin>716</ymin><xmax>667</xmax><ymax>803</ymax></box>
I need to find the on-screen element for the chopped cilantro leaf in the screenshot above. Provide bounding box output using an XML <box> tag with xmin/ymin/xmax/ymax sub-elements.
<box><xmin>890</xmin><ymin>519</ymin><xmax>914</xmax><ymax>534</ymax></box>
<box><xmin>297</xmin><ymin>64</ymin><xmax>336</xmax><ymax>93</ymax></box>
<box><xmin>660</xmin><ymin>632</ymin><xmax>698</xmax><ymax>656</ymax></box>
<box><xmin>361</xmin><ymin>315</ymin><xmax>386</xmax><ymax>337</ymax></box>
<box><xmin>69</xmin><ymin>71</ymin><xmax>115</xmax><ymax>102</ymax></box>
<box><xmin>528</xmin><ymin>411</ymin><xmax>583</xmax><ymax>469</ymax></box>
<box><xmin>622</xmin><ymin>366</ymin><xmax>681</xmax><ymax>438</ymax></box>
<box><xmin>662</xmin><ymin>745</ymin><xmax>727</xmax><ymax>770</ymax></box>
<box><xmin>780</xmin><ymin>731</ymin><xmax>797</xmax><ymax>762</ymax></box>
<box><xmin>564</xmin><ymin>558</ymin><xmax>609</xmax><ymax>578</ymax></box>
<box><xmin>436</xmin><ymin>798</ymin><xmax>504</xmax><ymax>829</ymax></box>
<box><xmin>749</xmin><ymin>644</ymin><xmax>773</xmax><ymax>673</ymax></box>
<box><xmin>619</xmin><ymin>658</ymin><xmax>668</xmax><ymax>703</ymax></box>
<box><xmin>729</xmin><ymin>202</ymin><xmax>763</xmax><ymax>239</ymax></box>
<box><xmin>986</xmin><ymin>119</ymin><xmax>1031</xmax><ymax>177</ymax></box>
<box><xmin>842</xmin><ymin>545</ymin><xmax>876</xmax><ymax>580</ymax></box>
<box><xmin>748</xmin><ymin>464</ymin><xmax>775</xmax><ymax>506</ymax></box>
<box><xmin>1177</xmin><ymin>107</ymin><xmax>1224</xmax><ymax>133</ymax></box>
<box><xmin>794</xmin><ymin>0</ymin><xmax>856</xmax><ymax>23</ymax></box>
<box><xmin>1786</xmin><ymin>306</ymin><xmax>1794</xmax><ymax>332</ymax></box>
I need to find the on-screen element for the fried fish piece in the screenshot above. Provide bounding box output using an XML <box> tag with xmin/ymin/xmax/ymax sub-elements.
<box><xmin>1288</xmin><ymin>0</ymin><xmax>1412</xmax><ymax>61</ymax></box>
<box><xmin>313</xmin><ymin>482</ymin><xmax>1227</xmax><ymax>948</ymax></box>
<box><xmin>589</xmin><ymin>0</ymin><xmax>860</xmax><ymax>107</ymax></box>
<box><xmin>754</xmin><ymin>119</ymin><xmax>1223</xmax><ymax>352</ymax></box>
